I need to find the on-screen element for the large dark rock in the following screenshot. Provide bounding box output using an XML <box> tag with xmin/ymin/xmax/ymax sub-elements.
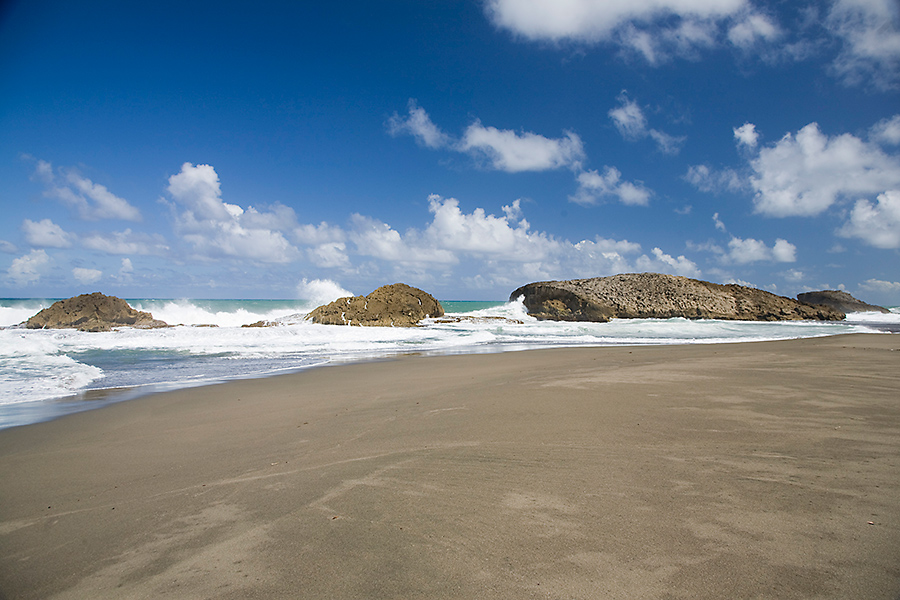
<box><xmin>797</xmin><ymin>290</ymin><xmax>890</xmax><ymax>314</ymax></box>
<box><xmin>25</xmin><ymin>292</ymin><xmax>169</xmax><ymax>332</ymax></box>
<box><xmin>307</xmin><ymin>283</ymin><xmax>444</xmax><ymax>327</ymax></box>
<box><xmin>510</xmin><ymin>273</ymin><xmax>845</xmax><ymax>322</ymax></box>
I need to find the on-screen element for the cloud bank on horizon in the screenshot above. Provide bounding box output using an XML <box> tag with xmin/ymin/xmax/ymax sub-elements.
<box><xmin>1</xmin><ymin>0</ymin><xmax>898</xmax><ymax>303</ymax></box>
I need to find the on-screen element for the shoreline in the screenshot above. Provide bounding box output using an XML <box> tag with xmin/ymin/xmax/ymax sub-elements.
<box><xmin>2</xmin><ymin>334</ymin><xmax>899</xmax><ymax>598</ymax></box>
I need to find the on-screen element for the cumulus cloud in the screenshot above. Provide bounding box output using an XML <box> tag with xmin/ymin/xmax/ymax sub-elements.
<box><xmin>871</xmin><ymin>115</ymin><xmax>900</xmax><ymax>145</ymax></box>
<box><xmin>485</xmin><ymin>0</ymin><xmax>786</xmax><ymax>64</ymax></box>
<box><xmin>32</xmin><ymin>160</ymin><xmax>141</xmax><ymax>221</ymax></box>
<box><xmin>290</xmin><ymin>194</ymin><xmax>699</xmax><ymax>290</ymax></box>
<box><xmin>636</xmin><ymin>247</ymin><xmax>701</xmax><ymax>277</ymax></box>
<box><xmin>386</xmin><ymin>99</ymin><xmax>452</xmax><ymax>149</ymax></box>
<box><xmin>726</xmin><ymin>236</ymin><xmax>797</xmax><ymax>263</ymax></box>
<box><xmin>459</xmin><ymin>122</ymin><xmax>585</xmax><ymax>172</ymax></box>
<box><xmin>733</xmin><ymin>122</ymin><xmax>759</xmax><ymax>148</ymax></box>
<box><xmin>838</xmin><ymin>190</ymin><xmax>900</xmax><ymax>248</ymax></box>
<box><xmin>81</xmin><ymin>229</ymin><xmax>169</xmax><ymax>255</ymax></box>
<box><xmin>859</xmin><ymin>279</ymin><xmax>900</xmax><ymax>304</ymax></box>
<box><xmin>73</xmin><ymin>267</ymin><xmax>102</xmax><ymax>284</ymax></box>
<box><xmin>0</xmin><ymin>240</ymin><xmax>17</xmax><ymax>254</ymax></box>
<box><xmin>22</xmin><ymin>219</ymin><xmax>73</xmax><ymax>248</ymax></box>
<box><xmin>7</xmin><ymin>249</ymin><xmax>49</xmax><ymax>285</ymax></box>
<box><xmin>166</xmin><ymin>162</ymin><xmax>300</xmax><ymax>263</ymax></box>
<box><xmin>684</xmin><ymin>164</ymin><xmax>745</xmax><ymax>193</ymax></box>
<box><xmin>485</xmin><ymin>0</ymin><xmax>744</xmax><ymax>42</ymax></box>
<box><xmin>826</xmin><ymin>0</ymin><xmax>900</xmax><ymax>89</ymax></box>
<box><xmin>571</xmin><ymin>167</ymin><xmax>652</xmax><ymax>206</ymax></box>
<box><xmin>749</xmin><ymin>122</ymin><xmax>900</xmax><ymax>217</ymax></box>
<box><xmin>608</xmin><ymin>93</ymin><xmax>685</xmax><ymax>154</ymax></box>
<box><xmin>388</xmin><ymin>100</ymin><xmax>585</xmax><ymax>173</ymax></box>
<box><xmin>727</xmin><ymin>10</ymin><xmax>781</xmax><ymax>49</ymax></box>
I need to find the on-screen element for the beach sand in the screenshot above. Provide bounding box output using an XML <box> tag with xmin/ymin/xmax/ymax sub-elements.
<box><xmin>1</xmin><ymin>334</ymin><xmax>899</xmax><ymax>599</ymax></box>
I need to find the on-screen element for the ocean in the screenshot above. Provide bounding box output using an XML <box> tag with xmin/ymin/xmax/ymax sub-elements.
<box><xmin>1</xmin><ymin>297</ymin><xmax>898</xmax><ymax>430</ymax></box>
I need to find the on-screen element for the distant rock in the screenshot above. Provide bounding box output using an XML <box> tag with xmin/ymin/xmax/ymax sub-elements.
<box><xmin>25</xmin><ymin>292</ymin><xmax>169</xmax><ymax>332</ymax></box>
<box><xmin>510</xmin><ymin>273</ymin><xmax>845</xmax><ymax>322</ymax></box>
<box><xmin>242</xmin><ymin>320</ymin><xmax>276</xmax><ymax>328</ymax></box>
<box><xmin>307</xmin><ymin>283</ymin><xmax>444</xmax><ymax>327</ymax></box>
<box><xmin>797</xmin><ymin>290</ymin><xmax>890</xmax><ymax>314</ymax></box>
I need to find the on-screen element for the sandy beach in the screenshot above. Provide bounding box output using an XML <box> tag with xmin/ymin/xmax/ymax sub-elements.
<box><xmin>1</xmin><ymin>333</ymin><xmax>898</xmax><ymax>599</ymax></box>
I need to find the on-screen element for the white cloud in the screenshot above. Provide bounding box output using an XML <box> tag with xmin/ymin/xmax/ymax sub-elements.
<box><xmin>294</xmin><ymin>222</ymin><xmax>346</xmax><ymax>245</ymax></box>
<box><xmin>571</xmin><ymin>167</ymin><xmax>652</xmax><ymax>206</ymax></box>
<box><xmin>308</xmin><ymin>242</ymin><xmax>350</xmax><ymax>268</ymax></box>
<box><xmin>459</xmin><ymin>122</ymin><xmax>585</xmax><ymax>172</ymax></box>
<box><xmin>387</xmin><ymin>99</ymin><xmax>452</xmax><ymax>149</ymax></box>
<box><xmin>22</xmin><ymin>219</ymin><xmax>73</xmax><ymax>248</ymax></box>
<box><xmin>608</xmin><ymin>93</ymin><xmax>685</xmax><ymax>154</ymax></box>
<box><xmin>727</xmin><ymin>10</ymin><xmax>780</xmax><ymax>49</ymax></box>
<box><xmin>713</xmin><ymin>212</ymin><xmax>727</xmax><ymax>231</ymax></box>
<box><xmin>389</xmin><ymin>101</ymin><xmax>585</xmax><ymax>173</ymax></box>
<box><xmin>349</xmin><ymin>213</ymin><xmax>457</xmax><ymax>264</ymax></box>
<box><xmin>733</xmin><ymin>122</ymin><xmax>759</xmax><ymax>148</ymax></box>
<box><xmin>0</xmin><ymin>240</ymin><xmax>17</xmax><ymax>254</ymax></box>
<box><xmin>726</xmin><ymin>236</ymin><xmax>796</xmax><ymax>263</ymax></box>
<box><xmin>34</xmin><ymin>160</ymin><xmax>141</xmax><ymax>221</ymax></box>
<box><xmin>838</xmin><ymin>189</ymin><xmax>900</xmax><ymax>248</ymax></box>
<box><xmin>871</xmin><ymin>115</ymin><xmax>900</xmax><ymax>145</ymax></box>
<box><xmin>73</xmin><ymin>267</ymin><xmax>102</xmax><ymax>284</ymax></box>
<box><xmin>636</xmin><ymin>247</ymin><xmax>701</xmax><ymax>277</ymax></box>
<box><xmin>81</xmin><ymin>229</ymin><xmax>169</xmax><ymax>255</ymax></box>
<box><xmin>684</xmin><ymin>164</ymin><xmax>745</xmax><ymax>193</ymax></box>
<box><xmin>749</xmin><ymin>122</ymin><xmax>900</xmax><ymax>217</ymax></box>
<box><xmin>859</xmin><ymin>278</ymin><xmax>900</xmax><ymax>294</ymax></box>
<box><xmin>485</xmin><ymin>0</ymin><xmax>782</xmax><ymax>64</ymax></box>
<box><xmin>485</xmin><ymin>0</ymin><xmax>745</xmax><ymax>43</ymax></box>
<box><xmin>827</xmin><ymin>0</ymin><xmax>900</xmax><ymax>89</ymax></box>
<box><xmin>608</xmin><ymin>94</ymin><xmax>648</xmax><ymax>140</ymax></box>
<box><xmin>424</xmin><ymin>196</ymin><xmax>557</xmax><ymax>259</ymax></box>
<box><xmin>7</xmin><ymin>249</ymin><xmax>49</xmax><ymax>285</ymax></box>
<box><xmin>166</xmin><ymin>163</ymin><xmax>300</xmax><ymax>263</ymax></box>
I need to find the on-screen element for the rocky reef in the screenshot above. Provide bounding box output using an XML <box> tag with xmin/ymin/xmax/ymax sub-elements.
<box><xmin>510</xmin><ymin>273</ymin><xmax>845</xmax><ymax>322</ymax></box>
<box><xmin>25</xmin><ymin>292</ymin><xmax>169</xmax><ymax>332</ymax></box>
<box><xmin>797</xmin><ymin>290</ymin><xmax>890</xmax><ymax>314</ymax></box>
<box><xmin>307</xmin><ymin>283</ymin><xmax>444</xmax><ymax>327</ymax></box>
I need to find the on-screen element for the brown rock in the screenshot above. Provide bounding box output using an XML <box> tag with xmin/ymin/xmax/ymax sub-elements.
<box><xmin>510</xmin><ymin>273</ymin><xmax>845</xmax><ymax>322</ymax></box>
<box><xmin>307</xmin><ymin>283</ymin><xmax>444</xmax><ymax>327</ymax></box>
<box><xmin>25</xmin><ymin>292</ymin><xmax>169</xmax><ymax>332</ymax></box>
<box><xmin>797</xmin><ymin>290</ymin><xmax>890</xmax><ymax>314</ymax></box>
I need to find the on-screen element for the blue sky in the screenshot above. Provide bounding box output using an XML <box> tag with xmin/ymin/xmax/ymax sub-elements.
<box><xmin>1</xmin><ymin>0</ymin><xmax>899</xmax><ymax>303</ymax></box>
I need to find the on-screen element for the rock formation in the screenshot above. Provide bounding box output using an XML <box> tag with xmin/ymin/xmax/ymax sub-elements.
<box><xmin>25</xmin><ymin>292</ymin><xmax>169</xmax><ymax>332</ymax></box>
<box><xmin>510</xmin><ymin>273</ymin><xmax>845</xmax><ymax>322</ymax></box>
<box><xmin>307</xmin><ymin>283</ymin><xmax>444</xmax><ymax>327</ymax></box>
<box><xmin>797</xmin><ymin>290</ymin><xmax>890</xmax><ymax>314</ymax></box>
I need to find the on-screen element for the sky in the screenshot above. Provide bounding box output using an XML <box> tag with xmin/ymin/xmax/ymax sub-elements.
<box><xmin>1</xmin><ymin>0</ymin><xmax>899</xmax><ymax>303</ymax></box>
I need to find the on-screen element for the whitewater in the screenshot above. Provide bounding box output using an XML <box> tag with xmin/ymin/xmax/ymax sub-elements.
<box><xmin>1</xmin><ymin>297</ymin><xmax>897</xmax><ymax>430</ymax></box>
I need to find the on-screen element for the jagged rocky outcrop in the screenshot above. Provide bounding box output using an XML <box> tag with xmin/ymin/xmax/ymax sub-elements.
<box><xmin>25</xmin><ymin>292</ymin><xmax>169</xmax><ymax>332</ymax></box>
<box><xmin>307</xmin><ymin>283</ymin><xmax>444</xmax><ymax>327</ymax></box>
<box><xmin>797</xmin><ymin>290</ymin><xmax>890</xmax><ymax>314</ymax></box>
<box><xmin>510</xmin><ymin>273</ymin><xmax>845</xmax><ymax>323</ymax></box>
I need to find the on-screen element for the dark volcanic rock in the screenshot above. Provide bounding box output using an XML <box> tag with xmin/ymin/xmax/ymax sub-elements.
<box><xmin>797</xmin><ymin>290</ymin><xmax>890</xmax><ymax>314</ymax></box>
<box><xmin>26</xmin><ymin>292</ymin><xmax>169</xmax><ymax>332</ymax></box>
<box><xmin>307</xmin><ymin>283</ymin><xmax>444</xmax><ymax>327</ymax></box>
<box><xmin>510</xmin><ymin>273</ymin><xmax>845</xmax><ymax>323</ymax></box>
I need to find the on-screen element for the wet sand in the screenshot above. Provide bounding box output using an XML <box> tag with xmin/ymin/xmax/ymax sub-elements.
<box><xmin>1</xmin><ymin>334</ymin><xmax>899</xmax><ymax>599</ymax></box>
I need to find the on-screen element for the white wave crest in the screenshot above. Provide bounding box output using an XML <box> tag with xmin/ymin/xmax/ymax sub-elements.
<box><xmin>297</xmin><ymin>278</ymin><xmax>353</xmax><ymax>308</ymax></box>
